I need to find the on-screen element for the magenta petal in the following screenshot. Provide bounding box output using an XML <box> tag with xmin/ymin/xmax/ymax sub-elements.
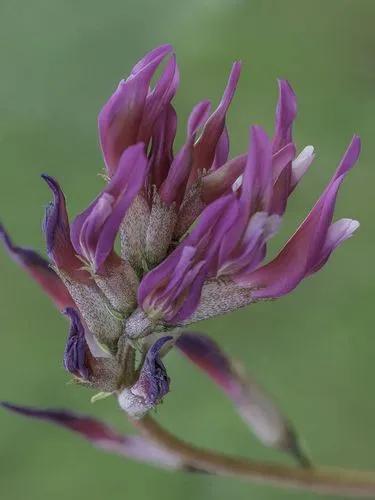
<box><xmin>160</xmin><ymin>101</ymin><xmax>211</xmax><ymax>206</ymax></box>
<box><xmin>98</xmin><ymin>45</ymin><xmax>172</xmax><ymax>176</ymax></box>
<box><xmin>149</xmin><ymin>104</ymin><xmax>177</xmax><ymax>188</ymax></box>
<box><xmin>137</xmin><ymin>54</ymin><xmax>179</xmax><ymax>144</ymax></box>
<box><xmin>0</xmin><ymin>223</ymin><xmax>74</xmax><ymax>309</ymax></box>
<box><xmin>212</xmin><ymin>126</ymin><xmax>230</xmax><ymax>170</ymax></box>
<box><xmin>71</xmin><ymin>143</ymin><xmax>149</xmax><ymax>271</ymax></box>
<box><xmin>244</xmin><ymin>136</ymin><xmax>361</xmax><ymax>298</ymax></box>
<box><xmin>272</xmin><ymin>79</ymin><xmax>297</xmax><ymax>152</ymax></box>
<box><xmin>189</xmin><ymin>61</ymin><xmax>241</xmax><ymax>184</ymax></box>
<box><xmin>1</xmin><ymin>402</ymin><xmax>180</xmax><ymax>469</ymax></box>
<box><xmin>217</xmin><ymin>126</ymin><xmax>273</xmax><ymax>268</ymax></box>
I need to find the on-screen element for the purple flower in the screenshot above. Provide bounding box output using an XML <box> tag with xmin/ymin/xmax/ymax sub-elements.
<box><xmin>1</xmin><ymin>44</ymin><xmax>360</xmax><ymax>432</ymax></box>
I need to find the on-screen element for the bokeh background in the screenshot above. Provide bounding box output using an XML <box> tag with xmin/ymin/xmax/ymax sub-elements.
<box><xmin>1</xmin><ymin>1</ymin><xmax>375</xmax><ymax>499</ymax></box>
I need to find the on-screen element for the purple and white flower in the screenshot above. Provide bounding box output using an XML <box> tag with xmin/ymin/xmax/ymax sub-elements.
<box><xmin>1</xmin><ymin>45</ymin><xmax>360</xmax><ymax>463</ymax></box>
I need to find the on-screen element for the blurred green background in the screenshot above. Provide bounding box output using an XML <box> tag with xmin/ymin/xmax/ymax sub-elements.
<box><xmin>1</xmin><ymin>0</ymin><xmax>375</xmax><ymax>499</ymax></box>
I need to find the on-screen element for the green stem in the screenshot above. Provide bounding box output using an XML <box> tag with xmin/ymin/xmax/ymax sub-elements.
<box><xmin>133</xmin><ymin>415</ymin><xmax>375</xmax><ymax>497</ymax></box>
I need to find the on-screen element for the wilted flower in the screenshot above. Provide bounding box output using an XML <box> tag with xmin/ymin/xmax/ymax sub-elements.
<box><xmin>1</xmin><ymin>45</ymin><xmax>360</xmax><ymax>465</ymax></box>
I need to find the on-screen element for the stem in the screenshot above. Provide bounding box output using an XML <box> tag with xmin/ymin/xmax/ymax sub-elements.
<box><xmin>133</xmin><ymin>415</ymin><xmax>375</xmax><ymax>497</ymax></box>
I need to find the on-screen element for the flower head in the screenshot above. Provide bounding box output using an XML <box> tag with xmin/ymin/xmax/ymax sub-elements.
<box><xmin>1</xmin><ymin>45</ymin><xmax>360</xmax><ymax>420</ymax></box>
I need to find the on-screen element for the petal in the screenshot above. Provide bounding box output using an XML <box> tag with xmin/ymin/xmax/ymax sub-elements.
<box><xmin>63</xmin><ymin>307</ymin><xmax>92</xmax><ymax>380</ymax></box>
<box><xmin>244</xmin><ymin>136</ymin><xmax>361</xmax><ymax>298</ymax></box>
<box><xmin>149</xmin><ymin>104</ymin><xmax>177</xmax><ymax>189</ymax></box>
<box><xmin>0</xmin><ymin>223</ymin><xmax>74</xmax><ymax>309</ymax></box>
<box><xmin>291</xmin><ymin>145</ymin><xmax>315</xmax><ymax>190</ymax></box>
<box><xmin>189</xmin><ymin>62</ymin><xmax>241</xmax><ymax>184</ymax></box>
<box><xmin>176</xmin><ymin>332</ymin><xmax>309</xmax><ymax>464</ymax></box>
<box><xmin>137</xmin><ymin>54</ymin><xmax>179</xmax><ymax>144</ymax></box>
<box><xmin>272</xmin><ymin>79</ymin><xmax>297</xmax><ymax>152</ymax></box>
<box><xmin>42</xmin><ymin>175</ymin><xmax>87</xmax><ymax>279</ymax></box>
<box><xmin>201</xmin><ymin>153</ymin><xmax>247</xmax><ymax>203</ymax></box>
<box><xmin>118</xmin><ymin>336</ymin><xmax>172</xmax><ymax>418</ymax></box>
<box><xmin>212</xmin><ymin>125</ymin><xmax>230</xmax><ymax>170</ymax></box>
<box><xmin>1</xmin><ymin>402</ymin><xmax>181</xmax><ymax>469</ymax></box>
<box><xmin>216</xmin><ymin>126</ymin><xmax>273</xmax><ymax>272</ymax></box>
<box><xmin>309</xmin><ymin>218</ymin><xmax>359</xmax><ymax>275</ymax></box>
<box><xmin>160</xmin><ymin>101</ymin><xmax>211</xmax><ymax>206</ymax></box>
<box><xmin>98</xmin><ymin>44</ymin><xmax>172</xmax><ymax>175</ymax></box>
<box><xmin>270</xmin><ymin>80</ymin><xmax>297</xmax><ymax>215</ymax></box>
<box><xmin>71</xmin><ymin>143</ymin><xmax>149</xmax><ymax>271</ymax></box>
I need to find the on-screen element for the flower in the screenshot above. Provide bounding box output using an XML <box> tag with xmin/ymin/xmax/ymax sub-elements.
<box><xmin>1</xmin><ymin>44</ymin><xmax>360</xmax><ymax>427</ymax></box>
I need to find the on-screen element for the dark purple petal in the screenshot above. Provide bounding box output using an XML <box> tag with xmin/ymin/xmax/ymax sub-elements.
<box><xmin>118</xmin><ymin>336</ymin><xmax>172</xmax><ymax>418</ymax></box>
<box><xmin>98</xmin><ymin>45</ymin><xmax>173</xmax><ymax>176</ymax></box>
<box><xmin>71</xmin><ymin>143</ymin><xmax>149</xmax><ymax>272</ymax></box>
<box><xmin>1</xmin><ymin>402</ymin><xmax>181</xmax><ymax>469</ymax></box>
<box><xmin>243</xmin><ymin>136</ymin><xmax>361</xmax><ymax>298</ymax></box>
<box><xmin>42</xmin><ymin>174</ymin><xmax>88</xmax><ymax>281</ymax></box>
<box><xmin>63</xmin><ymin>308</ymin><xmax>92</xmax><ymax>380</ymax></box>
<box><xmin>0</xmin><ymin>223</ymin><xmax>74</xmax><ymax>309</ymax></box>
<box><xmin>176</xmin><ymin>332</ymin><xmax>309</xmax><ymax>462</ymax></box>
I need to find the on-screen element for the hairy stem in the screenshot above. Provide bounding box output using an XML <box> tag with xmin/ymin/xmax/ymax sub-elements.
<box><xmin>132</xmin><ymin>415</ymin><xmax>375</xmax><ymax>497</ymax></box>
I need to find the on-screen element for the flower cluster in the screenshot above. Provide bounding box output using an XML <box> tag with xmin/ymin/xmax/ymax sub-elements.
<box><xmin>1</xmin><ymin>45</ymin><xmax>360</xmax><ymax>428</ymax></box>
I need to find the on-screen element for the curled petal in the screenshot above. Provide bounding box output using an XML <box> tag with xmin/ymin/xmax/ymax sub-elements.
<box><xmin>0</xmin><ymin>224</ymin><xmax>74</xmax><ymax>309</ymax></box>
<box><xmin>63</xmin><ymin>308</ymin><xmax>92</xmax><ymax>380</ymax></box>
<box><xmin>71</xmin><ymin>143</ymin><xmax>149</xmax><ymax>272</ymax></box>
<box><xmin>118</xmin><ymin>337</ymin><xmax>172</xmax><ymax>418</ymax></box>
<box><xmin>176</xmin><ymin>332</ymin><xmax>309</xmax><ymax>465</ymax></box>
<box><xmin>291</xmin><ymin>145</ymin><xmax>315</xmax><ymax>190</ymax></box>
<box><xmin>62</xmin><ymin>307</ymin><xmax>121</xmax><ymax>391</ymax></box>
<box><xmin>309</xmin><ymin>218</ymin><xmax>359</xmax><ymax>275</ymax></box>
<box><xmin>244</xmin><ymin>136</ymin><xmax>361</xmax><ymax>298</ymax></box>
<box><xmin>98</xmin><ymin>44</ymin><xmax>173</xmax><ymax>175</ymax></box>
<box><xmin>42</xmin><ymin>175</ymin><xmax>87</xmax><ymax>280</ymax></box>
<box><xmin>1</xmin><ymin>403</ymin><xmax>181</xmax><ymax>469</ymax></box>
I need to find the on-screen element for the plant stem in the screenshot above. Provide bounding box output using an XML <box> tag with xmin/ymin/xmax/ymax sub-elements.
<box><xmin>133</xmin><ymin>415</ymin><xmax>375</xmax><ymax>497</ymax></box>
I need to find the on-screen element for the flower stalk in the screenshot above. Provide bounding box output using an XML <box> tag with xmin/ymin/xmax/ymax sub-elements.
<box><xmin>133</xmin><ymin>415</ymin><xmax>375</xmax><ymax>498</ymax></box>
